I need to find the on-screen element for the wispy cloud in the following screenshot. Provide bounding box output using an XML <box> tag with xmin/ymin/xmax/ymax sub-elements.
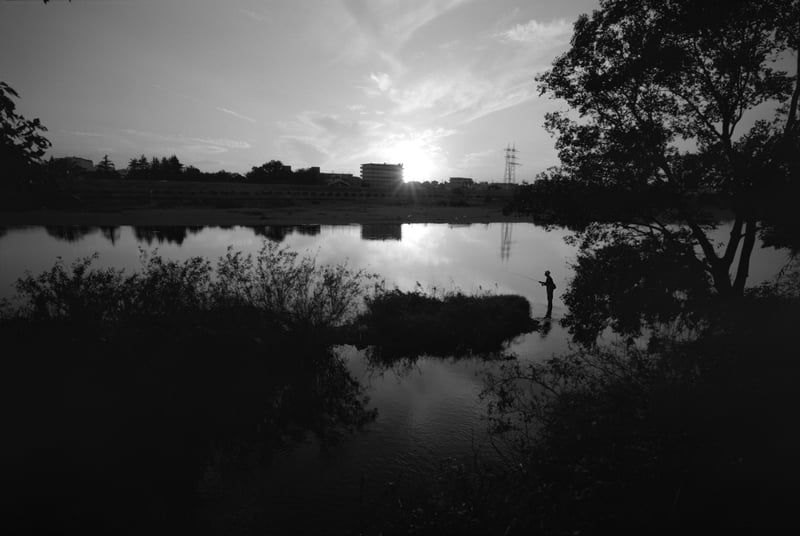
<box><xmin>215</xmin><ymin>107</ymin><xmax>256</xmax><ymax>123</ymax></box>
<box><xmin>189</xmin><ymin>136</ymin><xmax>252</xmax><ymax>150</ymax></box>
<box><xmin>64</xmin><ymin>130</ymin><xmax>105</xmax><ymax>138</ymax></box>
<box><xmin>361</xmin><ymin>66</ymin><xmax>541</xmax><ymax>126</ymax></box>
<box><xmin>239</xmin><ymin>8</ymin><xmax>271</xmax><ymax>24</ymax></box>
<box><xmin>151</xmin><ymin>85</ymin><xmax>257</xmax><ymax>124</ymax></box>
<box><xmin>496</xmin><ymin>19</ymin><xmax>572</xmax><ymax>46</ymax></box>
<box><xmin>338</xmin><ymin>0</ymin><xmax>472</xmax><ymax>66</ymax></box>
<box><xmin>455</xmin><ymin>148</ymin><xmax>497</xmax><ymax>171</ymax></box>
<box><xmin>118</xmin><ymin>128</ymin><xmax>251</xmax><ymax>153</ymax></box>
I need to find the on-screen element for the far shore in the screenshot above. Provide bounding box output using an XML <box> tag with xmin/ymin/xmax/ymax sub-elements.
<box><xmin>0</xmin><ymin>203</ymin><xmax>533</xmax><ymax>226</ymax></box>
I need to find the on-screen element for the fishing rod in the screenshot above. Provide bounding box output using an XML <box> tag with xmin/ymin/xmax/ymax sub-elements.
<box><xmin>505</xmin><ymin>270</ymin><xmax>540</xmax><ymax>282</ymax></box>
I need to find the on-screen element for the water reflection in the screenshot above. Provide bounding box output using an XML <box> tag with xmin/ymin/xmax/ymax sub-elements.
<box><xmin>250</xmin><ymin>225</ymin><xmax>322</xmax><ymax>242</ymax></box>
<box><xmin>133</xmin><ymin>225</ymin><xmax>205</xmax><ymax>246</ymax></box>
<box><xmin>360</xmin><ymin>223</ymin><xmax>402</xmax><ymax>241</ymax></box>
<box><xmin>3</xmin><ymin>312</ymin><xmax>376</xmax><ymax>532</ymax></box>
<box><xmin>500</xmin><ymin>222</ymin><xmax>512</xmax><ymax>262</ymax></box>
<box><xmin>44</xmin><ymin>225</ymin><xmax>98</xmax><ymax>242</ymax></box>
<box><xmin>539</xmin><ymin>316</ymin><xmax>553</xmax><ymax>338</ymax></box>
<box><xmin>99</xmin><ymin>225</ymin><xmax>120</xmax><ymax>245</ymax></box>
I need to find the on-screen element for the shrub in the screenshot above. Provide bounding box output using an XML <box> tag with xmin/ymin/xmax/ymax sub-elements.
<box><xmin>360</xmin><ymin>287</ymin><xmax>536</xmax><ymax>361</ymax></box>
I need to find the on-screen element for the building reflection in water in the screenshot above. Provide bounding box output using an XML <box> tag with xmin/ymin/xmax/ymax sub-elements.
<box><xmin>360</xmin><ymin>224</ymin><xmax>402</xmax><ymax>241</ymax></box>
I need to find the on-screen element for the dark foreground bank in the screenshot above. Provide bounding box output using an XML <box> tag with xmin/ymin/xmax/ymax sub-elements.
<box><xmin>0</xmin><ymin>246</ymin><xmax>535</xmax><ymax>535</ymax></box>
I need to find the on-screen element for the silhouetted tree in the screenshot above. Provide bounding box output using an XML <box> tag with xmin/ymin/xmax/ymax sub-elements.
<box><xmin>247</xmin><ymin>159</ymin><xmax>292</xmax><ymax>183</ymax></box>
<box><xmin>538</xmin><ymin>0</ymin><xmax>800</xmax><ymax>297</ymax></box>
<box><xmin>126</xmin><ymin>154</ymin><xmax>149</xmax><ymax>180</ymax></box>
<box><xmin>1</xmin><ymin>82</ymin><xmax>51</xmax><ymax>185</ymax></box>
<box><xmin>94</xmin><ymin>154</ymin><xmax>118</xmax><ymax>179</ymax></box>
<box><xmin>183</xmin><ymin>165</ymin><xmax>203</xmax><ymax>182</ymax></box>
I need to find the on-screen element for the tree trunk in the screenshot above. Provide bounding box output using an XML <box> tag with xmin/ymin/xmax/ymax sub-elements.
<box><xmin>688</xmin><ymin>216</ymin><xmax>756</xmax><ymax>298</ymax></box>
<box><xmin>688</xmin><ymin>220</ymin><xmax>733</xmax><ymax>296</ymax></box>
<box><xmin>732</xmin><ymin>217</ymin><xmax>757</xmax><ymax>295</ymax></box>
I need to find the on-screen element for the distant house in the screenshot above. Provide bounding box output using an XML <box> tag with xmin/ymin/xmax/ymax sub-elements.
<box><xmin>361</xmin><ymin>163</ymin><xmax>403</xmax><ymax>187</ymax></box>
<box><xmin>55</xmin><ymin>157</ymin><xmax>95</xmax><ymax>172</ymax></box>
<box><xmin>449</xmin><ymin>177</ymin><xmax>474</xmax><ymax>187</ymax></box>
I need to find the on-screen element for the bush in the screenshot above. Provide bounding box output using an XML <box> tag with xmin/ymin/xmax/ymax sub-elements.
<box><xmin>359</xmin><ymin>287</ymin><xmax>536</xmax><ymax>361</ymax></box>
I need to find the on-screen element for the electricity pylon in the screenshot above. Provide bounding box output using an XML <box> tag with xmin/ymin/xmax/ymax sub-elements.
<box><xmin>504</xmin><ymin>144</ymin><xmax>520</xmax><ymax>184</ymax></box>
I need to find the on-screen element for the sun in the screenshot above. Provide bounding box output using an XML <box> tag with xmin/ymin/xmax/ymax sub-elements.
<box><xmin>392</xmin><ymin>139</ymin><xmax>438</xmax><ymax>182</ymax></box>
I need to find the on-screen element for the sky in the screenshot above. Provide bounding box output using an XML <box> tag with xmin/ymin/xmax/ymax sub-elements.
<box><xmin>1</xmin><ymin>0</ymin><xmax>600</xmax><ymax>182</ymax></box>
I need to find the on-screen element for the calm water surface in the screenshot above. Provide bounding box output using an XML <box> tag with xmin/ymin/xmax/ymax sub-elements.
<box><xmin>0</xmin><ymin>223</ymin><xmax>788</xmax><ymax>531</ymax></box>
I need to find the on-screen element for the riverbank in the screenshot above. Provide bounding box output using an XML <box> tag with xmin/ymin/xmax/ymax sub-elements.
<box><xmin>0</xmin><ymin>203</ymin><xmax>531</xmax><ymax>226</ymax></box>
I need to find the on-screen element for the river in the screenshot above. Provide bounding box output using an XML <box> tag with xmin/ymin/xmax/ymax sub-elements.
<box><xmin>0</xmin><ymin>222</ymin><xmax>789</xmax><ymax>532</ymax></box>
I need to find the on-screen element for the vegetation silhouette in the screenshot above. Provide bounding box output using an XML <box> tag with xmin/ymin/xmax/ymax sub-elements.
<box><xmin>515</xmin><ymin>0</ymin><xmax>799</xmax><ymax>298</ymax></box>
<box><xmin>44</xmin><ymin>225</ymin><xmax>98</xmax><ymax>243</ymax></box>
<box><xmin>0</xmin><ymin>82</ymin><xmax>51</xmax><ymax>188</ymax></box>
<box><xmin>1</xmin><ymin>244</ymin><xmax>381</xmax><ymax>534</ymax></box>
<box><xmin>133</xmin><ymin>225</ymin><xmax>204</xmax><ymax>246</ymax></box>
<box><xmin>251</xmin><ymin>224</ymin><xmax>321</xmax><ymax>242</ymax></box>
<box><xmin>357</xmin><ymin>287</ymin><xmax>537</xmax><ymax>366</ymax></box>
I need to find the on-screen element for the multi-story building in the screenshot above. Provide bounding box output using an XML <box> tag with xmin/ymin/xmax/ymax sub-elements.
<box><xmin>449</xmin><ymin>177</ymin><xmax>474</xmax><ymax>187</ymax></box>
<box><xmin>360</xmin><ymin>163</ymin><xmax>403</xmax><ymax>187</ymax></box>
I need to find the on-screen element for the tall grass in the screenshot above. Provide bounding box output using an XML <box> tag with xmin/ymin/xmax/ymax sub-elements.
<box><xmin>8</xmin><ymin>242</ymin><xmax>378</xmax><ymax>333</ymax></box>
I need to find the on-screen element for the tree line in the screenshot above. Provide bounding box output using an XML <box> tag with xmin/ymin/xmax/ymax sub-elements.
<box><xmin>34</xmin><ymin>154</ymin><xmax>342</xmax><ymax>185</ymax></box>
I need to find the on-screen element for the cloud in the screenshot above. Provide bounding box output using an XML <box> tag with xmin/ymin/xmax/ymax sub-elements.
<box><xmin>276</xmin><ymin>109</ymin><xmax>456</xmax><ymax>176</ymax></box>
<box><xmin>370</xmin><ymin>72</ymin><xmax>393</xmax><ymax>93</ymax></box>
<box><xmin>338</xmin><ymin>0</ymin><xmax>472</xmax><ymax>64</ymax></box>
<box><xmin>189</xmin><ymin>137</ymin><xmax>252</xmax><ymax>150</ymax></box>
<box><xmin>239</xmin><ymin>8</ymin><xmax>271</xmax><ymax>24</ymax></box>
<box><xmin>118</xmin><ymin>129</ymin><xmax>251</xmax><ymax>153</ymax></box>
<box><xmin>496</xmin><ymin>19</ymin><xmax>573</xmax><ymax>46</ymax></box>
<box><xmin>366</xmin><ymin>66</ymin><xmax>540</xmax><ymax>126</ymax></box>
<box><xmin>151</xmin><ymin>85</ymin><xmax>257</xmax><ymax>124</ymax></box>
<box><xmin>65</xmin><ymin>130</ymin><xmax>105</xmax><ymax>138</ymax></box>
<box><xmin>215</xmin><ymin>107</ymin><xmax>257</xmax><ymax>123</ymax></box>
<box><xmin>455</xmin><ymin>148</ymin><xmax>497</xmax><ymax>170</ymax></box>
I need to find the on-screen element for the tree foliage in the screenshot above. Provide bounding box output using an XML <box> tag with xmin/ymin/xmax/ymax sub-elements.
<box><xmin>0</xmin><ymin>82</ymin><xmax>51</xmax><ymax>182</ymax></box>
<box><xmin>538</xmin><ymin>0</ymin><xmax>800</xmax><ymax>297</ymax></box>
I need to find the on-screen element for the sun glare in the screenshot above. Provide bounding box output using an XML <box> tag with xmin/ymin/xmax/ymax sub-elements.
<box><xmin>392</xmin><ymin>140</ymin><xmax>438</xmax><ymax>182</ymax></box>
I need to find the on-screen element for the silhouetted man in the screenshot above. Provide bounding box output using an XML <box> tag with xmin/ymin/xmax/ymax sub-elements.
<box><xmin>539</xmin><ymin>270</ymin><xmax>556</xmax><ymax>318</ymax></box>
